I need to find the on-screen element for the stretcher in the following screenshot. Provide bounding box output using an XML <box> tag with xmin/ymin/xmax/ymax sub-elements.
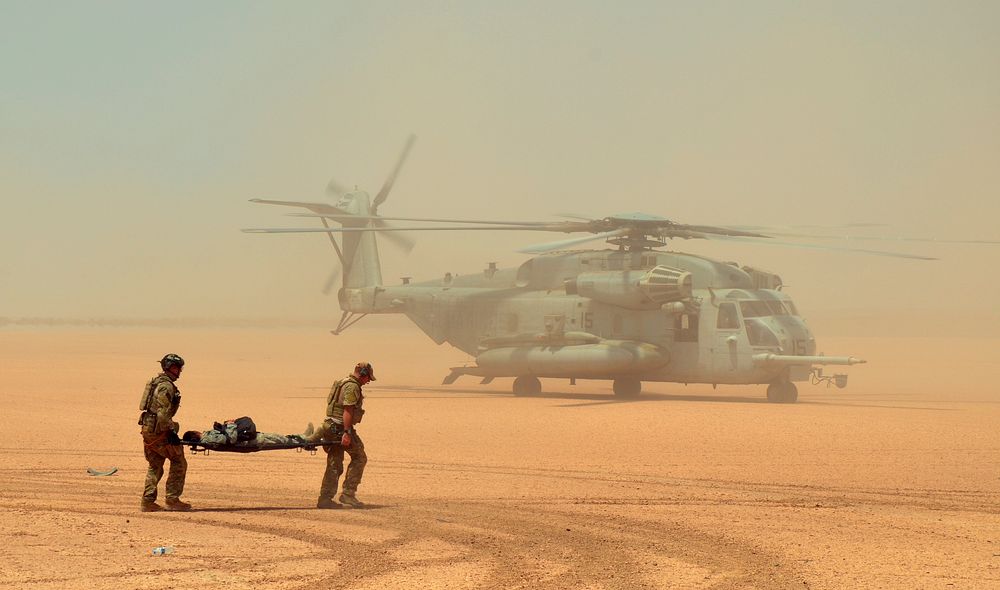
<box><xmin>178</xmin><ymin>415</ymin><xmax>346</xmax><ymax>455</ymax></box>
<box><xmin>179</xmin><ymin>438</ymin><xmax>341</xmax><ymax>455</ymax></box>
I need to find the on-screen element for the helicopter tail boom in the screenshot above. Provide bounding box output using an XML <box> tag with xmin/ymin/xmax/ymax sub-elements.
<box><xmin>335</xmin><ymin>192</ymin><xmax>384</xmax><ymax>290</ymax></box>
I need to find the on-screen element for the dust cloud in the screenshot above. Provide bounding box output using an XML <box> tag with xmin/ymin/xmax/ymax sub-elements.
<box><xmin>2</xmin><ymin>3</ymin><xmax>999</xmax><ymax>325</ymax></box>
<box><xmin>2</xmin><ymin>3</ymin><xmax>999</xmax><ymax>589</ymax></box>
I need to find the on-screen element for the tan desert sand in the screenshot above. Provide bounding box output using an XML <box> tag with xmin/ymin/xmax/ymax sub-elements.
<box><xmin>1</xmin><ymin>321</ymin><xmax>998</xmax><ymax>589</ymax></box>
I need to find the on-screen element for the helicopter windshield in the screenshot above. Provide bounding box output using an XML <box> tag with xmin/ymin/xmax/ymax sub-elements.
<box><xmin>740</xmin><ymin>299</ymin><xmax>796</xmax><ymax>318</ymax></box>
<box><xmin>745</xmin><ymin>318</ymin><xmax>781</xmax><ymax>347</ymax></box>
<box><xmin>739</xmin><ymin>300</ymin><xmax>771</xmax><ymax>318</ymax></box>
<box><xmin>764</xmin><ymin>300</ymin><xmax>789</xmax><ymax>316</ymax></box>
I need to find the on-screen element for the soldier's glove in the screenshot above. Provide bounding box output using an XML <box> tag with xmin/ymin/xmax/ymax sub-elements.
<box><xmin>166</xmin><ymin>430</ymin><xmax>182</xmax><ymax>446</ymax></box>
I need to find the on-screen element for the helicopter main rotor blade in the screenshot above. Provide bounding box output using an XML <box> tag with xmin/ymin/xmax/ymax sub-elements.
<box><xmin>714</xmin><ymin>223</ymin><xmax>1000</xmax><ymax>246</ymax></box>
<box><xmin>243</xmin><ymin>225</ymin><xmax>565</xmax><ymax>234</ymax></box>
<box><xmin>554</xmin><ymin>212</ymin><xmax>598</xmax><ymax>221</ymax></box>
<box><xmin>666</xmin><ymin>224</ymin><xmax>771</xmax><ymax>239</ymax></box>
<box><xmin>721</xmin><ymin>223</ymin><xmax>889</xmax><ymax>232</ymax></box>
<box><xmin>286</xmin><ymin>213</ymin><xmax>562</xmax><ymax>226</ymax></box>
<box><xmin>250</xmin><ymin>198</ymin><xmax>348</xmax><ymax>215</ymax></box>
<box><xmin>705</xmin><ymin>234</ymin><xmax>938</xmax><ymax>260</ymax></box>
<box><xmin>727</xmin><ymin>230</ymin><xmax>1000</xmax><ymax>246</ymax></box>
<box><xmin>372</xmin><ymin>134</ymin><xmax>416</xmax><ymax>214</ymax></box>
<box><xmin>518</xmin><ymin>229</ymin><xmax>629</xmax><ymax>254</ymax></box>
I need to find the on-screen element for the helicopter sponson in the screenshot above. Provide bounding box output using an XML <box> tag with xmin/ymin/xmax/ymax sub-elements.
<box><xmin>475</xmin><ymin>338</ymin><xmax>668</xmax><ymax>378</ymax></box>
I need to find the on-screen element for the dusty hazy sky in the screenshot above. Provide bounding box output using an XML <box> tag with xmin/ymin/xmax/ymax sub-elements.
<box><xmin>2</xmin><ymin>1</ymin><xmax>998</xmax><ymax>321</ymax></box>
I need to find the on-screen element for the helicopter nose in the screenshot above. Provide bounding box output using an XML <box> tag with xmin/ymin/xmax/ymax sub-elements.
<box><xmin>772</xmin><ymin>318</ymin><xmax>814</xmax><ymax>354</ymax></box>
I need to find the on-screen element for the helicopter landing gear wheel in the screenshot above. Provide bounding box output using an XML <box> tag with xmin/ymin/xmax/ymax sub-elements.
<box><xmin>766</xmin><ymin>381</ymin><xmax>798</xmax><ymax>404</ymax></box>
<box><xmin>512</xmin><ymin>376</ymin><xmax>542</xmax><ymax>396</ymax></box>
<box><xmin>613</xmin><ymin>378</ymin><xmax>642</xmax><ymax>399</ymax></box>
<box><xmin>784</xmin><ymin>382</ymin><xmax>799</xmax><ymax>403</ymax></box>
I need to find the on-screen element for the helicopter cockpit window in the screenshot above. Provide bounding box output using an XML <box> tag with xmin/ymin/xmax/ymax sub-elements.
<box><xmin>764</xmin><ymin>300</ymin><xmax>789</xmax><ymax>316</ymax></box>
<box><xmin>745</xmin><ymin>318</ymin><xmax>780</xmax><ymax>347</ymax></box>
<box><xmin>739</xmin><ymin>300</ymin><xmax>771</xmax><ymax>318</ymax></box>
<box><xmin>717</xmin><ymin>302</ymin><xmax>740</xmax><ymax>330</ymax></box>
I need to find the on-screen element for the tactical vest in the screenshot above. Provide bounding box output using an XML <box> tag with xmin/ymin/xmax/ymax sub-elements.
<box><xmin>326</xmin><ymin>378</ymin><xmax>364</xmax><ymax>424</ymax></box>
<box><xmin>138</xmin><ymin>374</ymin><xmax>178</xmax><ymax>433</ymax></box>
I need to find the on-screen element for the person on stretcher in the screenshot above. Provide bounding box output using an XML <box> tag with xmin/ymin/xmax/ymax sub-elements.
<box><xmin>182</xmin><ymin>418</ymin><xmax>316</xmax><ymax>449</ymax></box>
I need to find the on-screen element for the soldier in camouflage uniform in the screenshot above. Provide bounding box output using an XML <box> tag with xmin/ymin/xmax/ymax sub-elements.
<box><xmin>306</xmin><ymin>362</ymin><xmax>374</xmax><ymax>509</ymax></box>
<box><xmin>138</xmin><ymin>353</ymin><xmax>191</xmax><ymax>512</ymax></box>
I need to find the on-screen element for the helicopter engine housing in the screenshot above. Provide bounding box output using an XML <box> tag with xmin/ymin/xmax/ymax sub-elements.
<box><xmin>565</xmin><ymin>265</ymin><xmax>692</xmax><ymax>310</ymax></box>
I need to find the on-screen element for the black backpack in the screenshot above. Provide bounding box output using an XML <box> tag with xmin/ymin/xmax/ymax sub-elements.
<box><xmin>213</xmin><ymin>416</ymin><xmax>258</xmax><ymax>443</ymax></box>
<box><xmin>232</xmin><ymin>416</ymin><xmax>257</xmax><ymax>442</ymax></box>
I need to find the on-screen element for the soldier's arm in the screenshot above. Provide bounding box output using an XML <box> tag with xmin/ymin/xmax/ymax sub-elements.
<box><xmin>340</xmin><ymin>383</ymin><xmax>361</xmax><ymax>431</ymax></box>
<box><xmin>151</xmin><ymin>383</ymin><xmax>176</xmax><ymax>434</ymax></box>
<box><xmin>340</xmin><ymin>382</ymin><xmax>361</xmax><ymax>447</ymax></box>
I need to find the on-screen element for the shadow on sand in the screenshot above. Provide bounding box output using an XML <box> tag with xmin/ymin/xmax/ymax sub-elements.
<box><xmin>373</xmin><ymin>386</ymin><xmax>770</xmax><ymax>406</ymax></box>
<box><xmin>300</xmin><ymin>385</ymin><xmax>952</xmax><ymax>411</ymax></box>
<box><xmin>192</xmin><ymin>504</ymin><xmax>388</xmax><ymax>513</ymax></box>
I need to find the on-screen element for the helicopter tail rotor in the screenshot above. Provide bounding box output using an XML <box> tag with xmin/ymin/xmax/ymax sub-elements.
<box><xmin>366</xmin><ymin>134</ymin><xmax>418</xmax><ymax>252</ymax></box>
<box><xmin>372</xmin><ymin>134</ymin><xmax>416</xmax><ymax>216</ymax></box>
<box><xmin>255</xmin><ymin>136</ymin><xmax>422</xmax><ymax>293</ymax></box>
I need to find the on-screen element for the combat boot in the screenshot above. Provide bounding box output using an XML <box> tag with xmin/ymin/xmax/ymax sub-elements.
<box><xmin>338</xmin><ymin>493</ymin><xmax>365</xmax><ymax>508</ymax></box>
<box><xmin>165</xmin><ymin>498</ymin><xmax>192</xmax><ymax>511</ymax></box>
<box><xmin>316</xmin><ymin>497</ymin><xmax>340</xmax><ymax>509</ymax></box>
<box><xmin>140</xmin><ymin>500</ymin><xmax>163</xmax><ymax>512</ymax></box>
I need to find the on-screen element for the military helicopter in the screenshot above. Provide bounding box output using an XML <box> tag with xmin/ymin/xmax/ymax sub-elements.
<box><xmin>244</xmin><ymin>137</ymin><xmax>980</xmax><ymax>402</ymax></box>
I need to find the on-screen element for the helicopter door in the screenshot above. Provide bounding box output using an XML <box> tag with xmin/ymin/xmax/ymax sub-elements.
<box><xmin>712</xmin><ymin>301</ymin><xmax>742</xmax><ymax>374</ymax></box>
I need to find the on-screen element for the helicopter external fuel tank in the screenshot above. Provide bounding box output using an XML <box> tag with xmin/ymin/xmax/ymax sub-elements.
<box><xmin>475</xmin><ymin>340</ymin><xmax>668</xmax><ymax>377</ymax></box>
<box><xmin>564</xmin><ymin>265</ymin><xmax>692</xmax><ymax>310</ymax></box>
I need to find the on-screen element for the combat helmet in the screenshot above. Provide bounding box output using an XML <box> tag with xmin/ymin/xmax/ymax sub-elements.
<box><xmin>160</xmin><ymin>353</ymin><xmax>185</xmax><ymax>371</ymax></box>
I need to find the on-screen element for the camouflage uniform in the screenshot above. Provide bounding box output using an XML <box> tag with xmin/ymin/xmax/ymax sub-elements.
<box><xmin>306</xmin><ymin>375</ymin><xmax>368</xmax><ymax>501</ymax></box>
<box><xmin>196</xmin><ymin>426</ymin><xmax>306</xmax><ymax>447</ymax></box>
<box><xmin>255</xmin><ymin>431</ymin><xmax>308</xmax><ymax>446</ymax></box>
<box><xmin>139</xmin><ymin>373</ymin><xmax>186</xmax><ymax>502</ymax></box>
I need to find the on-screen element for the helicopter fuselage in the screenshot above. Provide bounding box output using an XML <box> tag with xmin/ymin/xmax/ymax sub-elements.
<box><xmin>339</xmin><ymin>249</ymin><xmax>845</xmax><ymax>387</ymax></box>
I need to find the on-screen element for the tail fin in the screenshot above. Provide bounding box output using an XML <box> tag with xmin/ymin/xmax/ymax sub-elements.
<box><xmin>334</xmin><ymin>191</ymin><xmax>383</xmax><ymax>289</ymax></box>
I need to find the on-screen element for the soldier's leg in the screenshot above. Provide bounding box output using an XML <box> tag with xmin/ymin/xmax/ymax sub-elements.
<box><xmin>143</xmin><ymin>444</ymin><xmax>167</xmax><ymax>501</ymax></box>
<box><xmin>303</xmin><ymin>422</ymin><xmax>324</xmax><ymax>444</ymax></box>
<box><xmin>319</xmin><ymin>444</ymin><xmax>346</xmax><ymax>499</ymax></box>
<box><xmin>164</xmin><ymin>445</ymin><xmax>187</xmax><ymax>501</ymax></box>
<box><xmin>342</xmin><ymin>433</ymin><xmax>367</xmax><ymax>496</ymax></box>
